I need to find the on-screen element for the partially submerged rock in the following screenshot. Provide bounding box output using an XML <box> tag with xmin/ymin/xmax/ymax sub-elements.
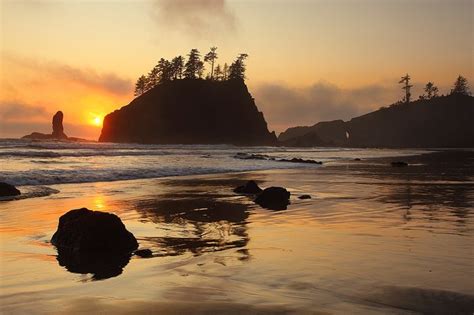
<box><xmin>391</xmin><ymin>161</ymin><xmax>408</xmax><ymax>167</ymax></box>
<box><xmin>280</xmin><ymin>157</ymin><xmax>323</xmax><ymax>165</ymax></box>
<box><xmin>51</xmin><ymin>208</ymin><xmax>138</xmax><ymax>252</ymax></box>
<box><xmin>255</xmin><ymin>187</ymin><xmax>291</xmax><ymax>210</ymax></box>
<box><xmin>0</xmin><ymin>182</ymin><xmax>21</xmax><ymax>197</ymax></box>
<box><xmin>298</xmin><ymin>194</ymin><xmax>311</xmax><ymax>200</ymax></box>
<box><xmin>134</xmin><ymin>249</ymin><xmax>153</xmax><ymax>258</ymax></box>
<box><xmin>234</xmin><ymin>180</ymin><xmax>263</xmax><ymax>194</ymax></box>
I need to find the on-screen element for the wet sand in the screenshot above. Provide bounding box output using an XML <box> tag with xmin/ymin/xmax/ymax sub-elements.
<box><xmin>1</xmin><ymin>150</ymin><xmax>473</xmax><ymax>314</ymax></box>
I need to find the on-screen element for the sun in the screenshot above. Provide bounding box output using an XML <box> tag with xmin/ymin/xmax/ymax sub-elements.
<box><xmin>89</xmin><ymin>113</ymin><xmax>103</xmax><ymax>127</ymax></box>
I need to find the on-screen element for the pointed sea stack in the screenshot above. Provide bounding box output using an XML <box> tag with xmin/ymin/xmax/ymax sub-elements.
<box><xmin>99</xmin><ymin>79</ymin><xmax>277</xmax><ymax>145</ymax></box>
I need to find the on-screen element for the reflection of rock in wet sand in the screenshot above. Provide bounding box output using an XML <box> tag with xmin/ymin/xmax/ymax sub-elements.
<box><xmin>56</xmin><ymin>248</ymin><xmax>131</xmax><ymax>281</ymax></box>
<box><xmin>124</xmin><ymin>177</ymin><xmax>256</xmax><ymax>261</ymax></box>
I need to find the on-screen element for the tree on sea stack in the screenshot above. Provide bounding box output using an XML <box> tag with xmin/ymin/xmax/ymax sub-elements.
<box><xmin>229</xmin><ymin>53</ymin><xmax>249</xmax><ymax>80</ymax></box>
<box><xmin>184</xmin><ymin>49</ymin><xmax>204</xmax><ymax>79</ymax></box>
<box><xmin>134</xmin><ymin>75</ymin><xmax>147</xmax><ymax>96</ymax></box>
<box><xmin>204</xmin><ymin>46</ymin><xmax>218</xmax><ymax>80</ymax></box>
<box><xmin>450</xmin><ymin>75</ymin><xmax>471</xmax><ymax>95</ymax></box>
<box><xmin>214</xmin><ymin>64</ymin><xmax>223</xmax><ymax>81</ymax></box>
<box><xmin>171</xmin><ymin>56</ymin><xmax>184</xmax><ymax>79</ymax></box>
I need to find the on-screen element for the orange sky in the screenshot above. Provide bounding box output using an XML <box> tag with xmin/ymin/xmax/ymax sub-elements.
<box><xmin>1</xmin><ymin>0</ymin><xmax>472</xmax><ymax>139</ymax></box>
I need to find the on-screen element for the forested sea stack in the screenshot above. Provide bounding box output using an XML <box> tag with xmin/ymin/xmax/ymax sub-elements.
<box><xmin>99</xmin><ymin>79</ymin><xmax>276</xmax><ymax>145</ymax></box>
<box><xmin>99</xmin><ymin>48</ymin><xmax>276</xmax><ymax>145</ymax></box>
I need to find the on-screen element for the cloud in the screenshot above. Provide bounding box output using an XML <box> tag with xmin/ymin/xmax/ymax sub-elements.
<box><xmin>151</xmin><ymin>0</ymin><xmax>237</xmax><ymax>37</ymax></box>
<box><xmin>252</xmin><ymin>81</ymin><xmax>400</xmax><ymax>133</ymax></box>
<box><xmin>2</xmin><ymin>53</ymin><xmax>132</xmax><ymax>96</ymax></box>
<box><xmin>0</xmin><ymin>101</ymin><xmax>50</xmax><ymax>121</ymax></box>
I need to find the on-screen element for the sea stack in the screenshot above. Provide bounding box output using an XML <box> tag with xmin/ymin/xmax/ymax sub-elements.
<box><xmin>99</xmin><ymin>79</ymin><xmax>277</xmax><ymax>145</ymax></box>
<box><xmin>22</xmin><ymin>110</ymin><xmax>69</xmax><ymax>140</ymax></box>
<box><xmin>51</xmin><ymin>111</ymin><xmax>68</xmax><ymax>139</ymax></box>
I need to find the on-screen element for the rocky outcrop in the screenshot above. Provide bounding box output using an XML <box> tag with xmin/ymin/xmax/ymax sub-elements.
<box><xmin>0</xmin><ymin>182</ymin><xmax>21</xmax><ymax>197</ymax></box>
<box><xmin>23</xmin><ymin>111</ymin><xmax>68</xmax><ymax>140</ymax></box>
<box><xmin>51</xmin><ymin>111</ymin><xmax>67</xmax><ymax>139</ymax></box>
<box><xmin>278</xmin><ymin>94</ymin><xmax>474</xmax><ymax>148</ymax></box>
<box><xmin>234</xmin><ymin>180</ymin><xmax>263</xmax><ymax>194</ymax></box>
<box><xmin>279</xmin><ymin>119</ymin><xmax>348</xmax><ymax>147</ymax></box>
<box><xmin>255</xmin><ymin>187</ymin><xmax>291</xmax><ymax>210</ymax></box>
<box><xmin>99</xmin><ymin>79</ymin><xmax>277</xmax><ymax>145</ymax></box>
<box><xmin>51</xmin><ymin>208</ymin><xmax>138</xmax><ymax>252</ymax></box>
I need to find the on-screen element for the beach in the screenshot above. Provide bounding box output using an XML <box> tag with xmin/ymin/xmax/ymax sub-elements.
<box><xmin>1</xmin><ymin>146</ymin><xmax>473</xmax><ymax>314</ymax></box>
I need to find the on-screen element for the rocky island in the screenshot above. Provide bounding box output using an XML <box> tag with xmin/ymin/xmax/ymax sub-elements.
<box><xmin>99</xmin><ymin>79</ymin><xmax>276</xmax><ymax>145</ymax></box>
<box><xmin>22</xmin><ymin>111</ymin><xmax>88</xmax><ymax>142</ymax></box>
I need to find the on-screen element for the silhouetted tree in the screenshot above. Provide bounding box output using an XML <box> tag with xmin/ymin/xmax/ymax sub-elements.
<box><xmin>204</xmin><ymin>47</ymin><xmax>218</xmax><ymax>80</ymax></box>
<box><xmin>197</xmin><ymin>60</ymin><xmax>204</xmax><ymax>79</ymax></box>
<box><xmin>399</xmin><ymin>73</ymin><xmax>413</xmax><ymax>103</ymax></box>
<box><xmin>222</xmin><ymin>63</ymin><xmax>229</xmax><ymax>80</ymax></box>
<box><xmin>419</xmin><ymin>82</ymin><xmax>439</xmax><ymax>100</ymax></box>
<box><xmin>450</xmin><ymin>75</ymin><xmax>471</xmax><ymax>95</ymax></box>
<box><xmin>171</xmin><ymin>56</ymin><xmax>184</xmax><ymax>79</ymax></box>
<box><xmin>157</xmin><ymin>58</ymin><xmax>172</xmax><ymax>82</ymax></box>
<box><xmin>184</xmin><ymin>49</ymin><xmax>203</xmax><ymax>79</ymax></box>
<box><xmin>134</xmin><ymin>75</ymin><xmax>147</xmax><ymax>96</ymax></box>
<box><xmin>146</xmin><ymin>66</ymin><xmax>160</xmax><ymax>90</ymax></box>
<box><xmin>214</xmin><ymin>64</ymin><xmax>223</xmax><ymax>81</ymax></box>
<box><xmin>229</xmin><ymin>53</ymin><xmax>248</xmax><ymax>80</ymax></box>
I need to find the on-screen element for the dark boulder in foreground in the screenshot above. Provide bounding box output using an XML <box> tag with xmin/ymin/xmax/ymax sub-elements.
<box><xmin>51</xmin><ymin>208</ymin><xmax>138</xmax><ymax>252</ymax></box>
<box><xmin>51</xmin><ymin>208</ymin><xmax>138</xmax><ymax>280</ymax></box>
<box><xmin>391</xmin><ymin>161</ymin><xmax>408</xmax><ymax>167</ymax></box>
<box><xmin>0</xmin><ymin>182</ymin><xmax>21</xmax><ymax>197</ymax></box>
<box><xmin>255</xmin><ymin>187</ymin><xmax>291</xmax><ymax>210</ymax></box>
<box><xmin>298</xmin><ymin>194</ymin><xmax>311</xmax><ymax>200</ymax></box>
<box><xmin>234</xmin><ymin>180</ymin><xmax>263</xmax><ymax>194</ymax></box>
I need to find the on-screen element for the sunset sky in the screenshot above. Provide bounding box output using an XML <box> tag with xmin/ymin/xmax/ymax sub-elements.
<box><xmin>1</xmin><ymin>0</ymin><xmax>472</xmax><ymax>139</ymax></box>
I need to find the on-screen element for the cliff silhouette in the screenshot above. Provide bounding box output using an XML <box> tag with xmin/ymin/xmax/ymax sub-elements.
<box><xmin>279</xmin><ymin>94</ymin><xmax>474</xmax><ymax>148</ymax></box>
<box><xmin>99</xmin><ymin>79</ymin><xmax>276</xmax><ymax>145</ymax></box>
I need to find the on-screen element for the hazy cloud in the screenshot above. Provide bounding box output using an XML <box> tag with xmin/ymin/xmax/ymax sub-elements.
<box><xmin>253</xmin><ymin>82</ymin><xmax>400</xmax><ymax>133</ymax></box>
<box><xmin>3</xmin><ymin>53</ymin><xmax>132</xmax><ymax>96</ymax></box>
<box><xmin>0</xmin><ymin>101</ymin><xmax>50</xmax><ymax>121</ymax></box>
<box><xmin>152</xmin><ymin>0</ymin><xmax>237</xmax><ymax>37</ymax></box>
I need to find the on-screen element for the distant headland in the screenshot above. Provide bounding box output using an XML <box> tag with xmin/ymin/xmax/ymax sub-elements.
<box><xmin>279</xmin><ymin>75</ymin><xmax>473</xmax><ymax>148</ymax></box>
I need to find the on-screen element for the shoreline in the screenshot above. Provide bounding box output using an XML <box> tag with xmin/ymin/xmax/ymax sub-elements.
<box><xmin>1</xmin><ymin>150</ymin><xmax>473</xmax><ymax>314</ymax></box>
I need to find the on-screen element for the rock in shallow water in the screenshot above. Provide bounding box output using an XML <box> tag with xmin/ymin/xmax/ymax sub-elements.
<box><xmin>0</xmin><ymin>182</ymin><xmax>21</xmax><ymax>197</ymax></box>
<box><xmin>255</xmin><ymin>187</ymin><xmax>291</xmax><ymax>210</ymax></box>
<box><xmin>51</xmin><ymin>208</ymin><xmax>138</xmax><ymax>252</ymax></box>
<box><xmin>234</xmin><ymin>180</ymin><xmax>263</xmax><ymax>194</ymax></box>
<box><xmin>391</xmin><ymin>161</ymin><xmax>409</xmax><ymax>167</ymax></box>
<box><xmin>298</xmin><ymin>194</ymin><xmax>311</xmax><ymax>200</ymax></box>
<box><xmin>134</xmin><ymin>249</ymin><xmax>153</xmax><ymax>258</ymax></box>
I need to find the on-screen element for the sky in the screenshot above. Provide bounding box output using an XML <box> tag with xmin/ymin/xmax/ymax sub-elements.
<box><xmin>1</xmin><ymin>0</ymin><xmax>472</xmax><ymax>139</ymax></box>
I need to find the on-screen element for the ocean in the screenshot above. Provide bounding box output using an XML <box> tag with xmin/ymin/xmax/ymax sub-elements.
<box><xmin>0</xmin><ymin>138</ymin><xmax>427</xmax><ymax>188</ymax></box>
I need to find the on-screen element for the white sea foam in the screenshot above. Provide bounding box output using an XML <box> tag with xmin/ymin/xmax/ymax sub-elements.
<box><xmin>0</xmin><ymin>139</ymin><xmax>428</xmax><ymax>187</ymax></box>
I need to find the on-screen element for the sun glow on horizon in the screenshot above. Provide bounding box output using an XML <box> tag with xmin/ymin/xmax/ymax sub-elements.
<box><xmin>89</xmin><ymin>113</ymin><xmax>104</xmax><ymax>127</ymax></box>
